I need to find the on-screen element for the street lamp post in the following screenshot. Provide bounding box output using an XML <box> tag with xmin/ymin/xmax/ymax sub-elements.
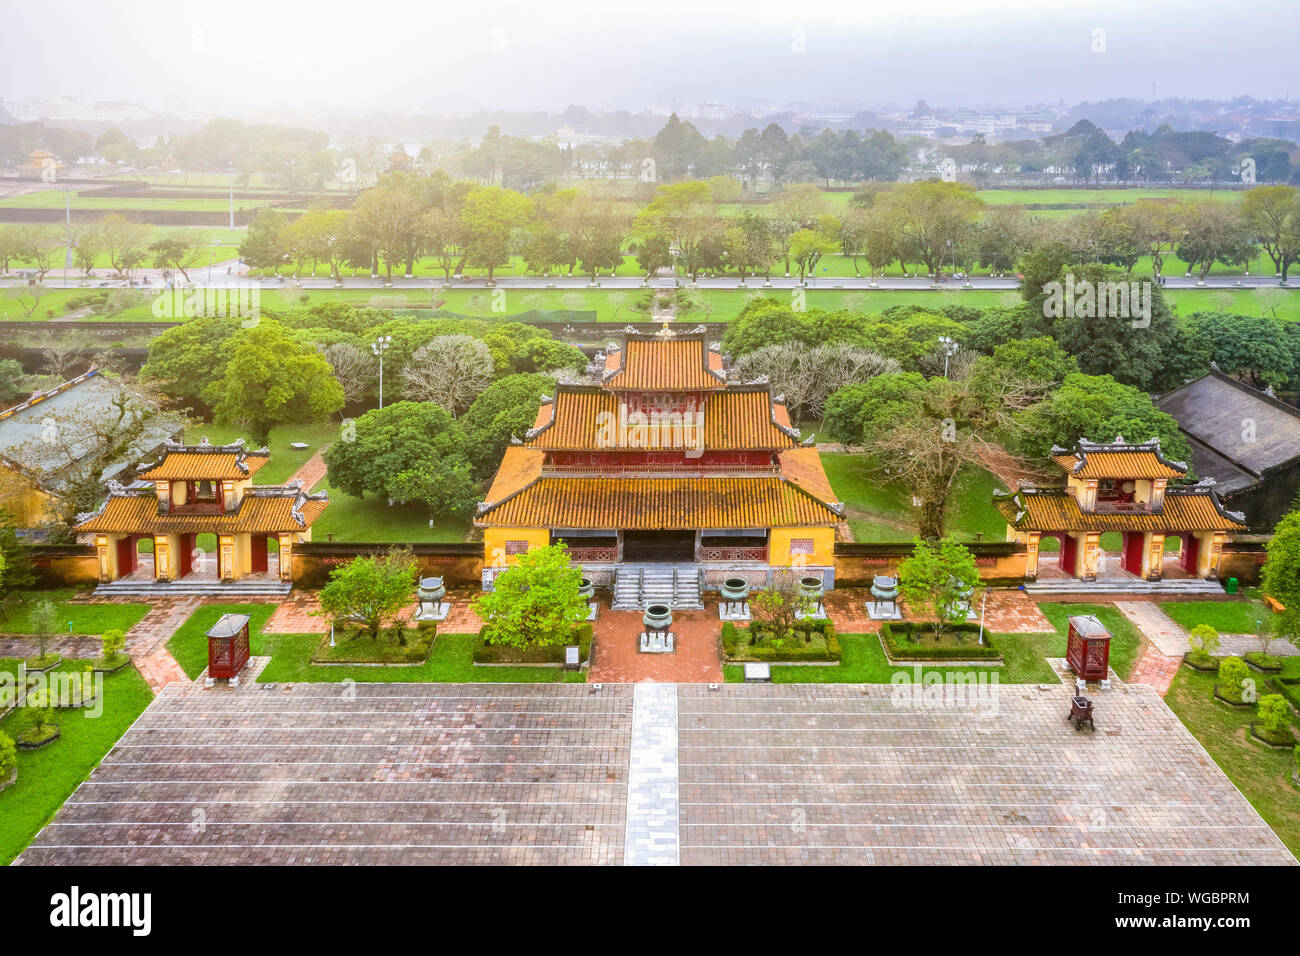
<box><xmin>371</xmin><ymin>335</ymin><xmax>392</xmax><ymax>408</ymax></box>
<box><xmin>938</xmin><ymin>335</ymin><xmax>959</xmax><ymax>378</ymax></box>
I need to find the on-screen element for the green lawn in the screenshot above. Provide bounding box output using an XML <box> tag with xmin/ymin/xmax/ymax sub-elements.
<box><xmin>1160</xmin><ymin>599</ymin><xmax>1278</xmax><ymax>636</ymax></box>
<box><xmin>1164</xmin><ymin>659</ymin><xmax>1300</xmax><ymax>858</ymax></box>
<box><xmin>0</xmin><ymin>657</ymin><xmax>154</xmax><ymax>865</ymax></box>
<box><xmin>309</xmin><ymin>479</ymin><xmax>473</xmax><ymax>543</ymax></box>
<box><xmin>183</xmin><ymin>420</ymin><xmax>339</xmax><ymax>485</ymax></box>
<box><xmin>0</xmin><ymin>193</ymin><xmax>269</xmax><ymax>211</ymax></box>
<box><xmin>166</xmin><ymin>602</ymin><xmax>578</xmax><ymax>683</ymax></box>
<box><xmin>0</xmin><ymin>591</ymin><xmax>149</xmax><ymax>637</ymax></box>
<box><xmin>723</xmin><ymin>601</ymin><xmax>1142</xmax><ymax>684</ymax></box>
<box><xmin>822</xmin><ymin>453</ymin><xmax>1009</xmax><ymax>542</ymax></box>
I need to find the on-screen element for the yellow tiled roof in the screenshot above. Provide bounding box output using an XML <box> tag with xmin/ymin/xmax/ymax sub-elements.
<box><xmin>477</xmin><ymin>476</ymin><xmax>841</xmax><ymax>530</ymax></box>
<box><xmin>485</xmin><ymin>446</ymin><xmax>544</xmax><ymax>503</ymax></box>
<box><xmin>603</xmin><ymin>337</ymin><xmax>726</xmax><ymax>391</ymax></box>
<box><xmin>994</xmin><ymin>489</ymin><xmax>1246</xmax><ymax>532</ymax></box>
<box><xmin>138</xmin><ymin>450</ymin><xmax>269</xmax><ymax>481</ymax></box>
<box><xmin>526</xmin><ymin>388</ymin><xmax>798</xmax><ymax>451</ymax></box>
<box><xmin>75</xmin><ymin>491</ymin><xmax>327</xmax><ymax>534</ymax></box>
<box><xmin>778</xmin><ymin>447</ymin><xmax>837</xmax><ymax>503</ymax></box>
<box><xmin>1051</xmin><ymin>443</ymin><xmax>1186</xmax><ymax>480</ymax></box>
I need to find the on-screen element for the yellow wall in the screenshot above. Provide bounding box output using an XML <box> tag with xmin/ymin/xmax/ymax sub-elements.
<box><xmin>769</xmin><ymin>526</ymin><xmax>835</xmax><ymax>567</ymax></box>
<box><xmin>483</xmin><ymin>527</ymin><xmax>550</xmax><ymax>567</ymax></box>
<box><xmin>0</xmin><ymin>465</ymin><xmax>56</xmax><ymax>526</ymax></box>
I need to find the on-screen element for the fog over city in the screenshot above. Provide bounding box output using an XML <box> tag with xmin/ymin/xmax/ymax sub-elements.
<box><xmin>2</xmin><ymin>0</ymin><xmax>1296</xmax><ymax>116</ymax></box>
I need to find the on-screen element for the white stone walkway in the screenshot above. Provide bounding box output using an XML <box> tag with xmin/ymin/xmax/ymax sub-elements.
<box><xmin>624</xmin><ymin>682</ymin><xmax>680</xmax><ymax>866</ymax></box>
<box><xmin>1117</xmin><ymin>601</ymin><xmax>1190</xmax><ymax>656</ymax></box>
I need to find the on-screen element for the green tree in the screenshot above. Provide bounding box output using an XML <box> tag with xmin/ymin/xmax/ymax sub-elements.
<box><xmin>318</xmin><ymin>548</ymin><xmax>418</xmax><ymax>640</ymax></box>
<box><xmin>140</xmin><ymin>316</ymin><xmax>241</xmax><ymax>406</ymax></box>
<box><xmin>1261</xmin><ymin>509</ymin><xmax>1300</xmax><ymax>654</ymax></box>
<box><xmin>897</xmin><ymin>536</ymin><xmax>980</xmax><ymax>640</ymax></box>
<box><xmin>460</xmin><ymin>186</ymin><xmax>532</xmax><ymax>283</ymax></box>
<box><xmin>0</xmin><ymin>731</ymin><xmax>15</xmax><ymax>783</ymax></box>
<box><xmin>472</xmin><ymin>543</ymin><xmax>588</xmax><ymax>649</ymax></box>
<box><xmin>750</xmin><ymin>581</ymin><xmax>814</xmax><ymax>643</ymax></box>
<box><xmin>1187</xmin><ymin>624</ymin><xmax>1220</xmax><ymax>666</ymax></box>
<box><xmin>149</xmin><ymin>231</ymin><xmax>207</xmax><ymax>281</ymax></box>
<box><xmin>29</xmin><ymin>598</ymin><xmax>58</xmax><ymax>666</ymax></box>
<box><xmin>205</xmin><ymin>322</ymin><xmax>345</xmax><ymax>444</ymax></box>
<box><xmin>1217</xmin><ymin>656</ymin><xmax>1250</xmax><ymax>703</ymax></box>
<box><xmin>239</xmin><ymin>209</ymin><xmax>290</xmax><ymax>274</ymax></box>
<box><xmin>460</xmin><ymin>373</ymin><xmax>557</xmax><ymax>478</ymax></box>
<box><xmin>322</xmin><ymin>402</ymin><xmax>476</xmax><ymax>519</ymax></box>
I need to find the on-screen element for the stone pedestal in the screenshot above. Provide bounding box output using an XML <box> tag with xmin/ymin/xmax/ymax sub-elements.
<box><xmin>415</xmin><ymin>602</ymin><xmax>450</xmax><ymax>622</ymax></box>
<box><xmin>795</xmin><ymin>604</ymin><xmax>827</xmax><ymax>620</ymax></box>
<box><xmin>718</xmin><ymin>601</ymin><xmax>751</xmax><ymax>621</ymax></box>
<box><xmin>639</xmin><ymin>631</ymin><xmax>675</xmax><ymax>653</ymax></box>
<box><xmin>586</xmin><ymin>602</ymin><xmax>598</xmax><ymax>622</ymax></box>
<box><xmin>866</xmin><ymin>601</ymin><xmax>903</xmax><ymax>621</ymax></box>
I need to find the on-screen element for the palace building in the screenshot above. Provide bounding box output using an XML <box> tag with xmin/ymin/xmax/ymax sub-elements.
<box><xmin>475</xmin><ymin>330</ymin><xmax>844</xmax><ymax>607</ymax></box>
<box><xmin>75</xmin><ymin>440</ymin><xmax>328</xmax><ymax>585</ymax></box>
<box><xmin>993</xmin><ymin>438</ymin><xmax>1248</xmax><ymax>582</ymax></box>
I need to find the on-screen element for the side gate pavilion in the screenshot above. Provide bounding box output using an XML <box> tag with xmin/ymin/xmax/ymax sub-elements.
<box><xmin>994</xmin><ymin>438</ymin><xmax>1248</xmax><ymax>583</ymax></box>
<box><xmin>475</xmin><ymin>330</ymin><xmax>844</xmax><ymax>608</ymax></box>
<box><xmin>75</xmin><ymin>440</ymin><xmax>328</xmax><ymax>585</ymax></box>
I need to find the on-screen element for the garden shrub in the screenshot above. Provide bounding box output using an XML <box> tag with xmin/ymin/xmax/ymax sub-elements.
<box><xmin>100</xmin><ymin>628</ymin><xmax>127</xmax><ymax>662</ymax></box>
<box><xmin>1257</xmin><ymin>694</ymin><xmax>1290</xmax><ymax>738</ymax></box>
<box><xmin>0</xmin><ymin>731</ymin><xmax>15</xmax><ymax>780</ymax></box>
<box><xmin>881</xmin><ymin>621</ymin><xmax>1001</xmax><ymax>660</ymax></box>
<box><xmin>1216</xmin><ymin>656</ymin><xmax>1251</xmax><ymax>703</ymax></box>
<box><xmin>472</xmin><ymin>623</ymin><xmax>592</xmax><ymax>664</ymax></box>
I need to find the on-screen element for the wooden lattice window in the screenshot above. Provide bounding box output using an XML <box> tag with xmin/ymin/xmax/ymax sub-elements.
<box><xmin>505</xmin><ymin>540</ymin><xmax>531</xmax><ymax>556</ymax></box>
<box><xmin>789</xmin><ymin>538</ymin><xmax>815</xmax><ymax>555</ymax></box>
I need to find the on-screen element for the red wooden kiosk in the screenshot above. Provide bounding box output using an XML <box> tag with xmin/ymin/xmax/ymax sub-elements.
<box><xmin>1066</xmin><ymin>614</ymin><xmax>1112</xmax><ymax>682</ymax></box>
<box><xmin>206</xmin><ymin>613</ymin><xmax>251</xmax><ymax>683</ymax></box>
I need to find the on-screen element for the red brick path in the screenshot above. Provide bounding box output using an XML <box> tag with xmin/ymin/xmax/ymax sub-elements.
<box><xmin>588</xmin><ymin>599</ymin><xmax>723</xmax><ymax>683</ymax></box>
<box><xmin>288</xmin><ymin>446</ymin><xmax>330</xmax><ymax>491</ymax></box>
<box><xmin>1128</xmin><ymin>644</ymin><xmax>1181</xmax><ymax>695</ymax></box>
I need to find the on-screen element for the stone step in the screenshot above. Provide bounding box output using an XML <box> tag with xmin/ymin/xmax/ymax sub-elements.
<box><xmin>94</xmin><ymin>581</ymin><xmax>291</xmax><ymax>597</ymax></box>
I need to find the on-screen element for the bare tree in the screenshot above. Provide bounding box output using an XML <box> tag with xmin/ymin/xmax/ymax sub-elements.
<box><xmin>399</xmin><ymin>335</ymin><xmax>494</xmax><ymax>416</ymax></box>
<box><xmin>6</xmin><ymin>283</ymin><xmax>49</xmax><ymax>318</ymax></box>
<box><xmin>730</xmin><ymin>341</ymin><xmax>898</xmax><ymax>423</ymax></box>
<box><xmin>42</xmin><ymin>337</ymin><xmax>89</xmax><ymax>380</ymax></box>
<box><xmin>319</xmin><ymin>342</ymin><xmax>375</xmax><ymax>405</ymax></box>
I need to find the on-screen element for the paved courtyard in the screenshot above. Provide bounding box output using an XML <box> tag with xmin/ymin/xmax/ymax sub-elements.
<box><xmin>17</xmin><ymin>680</ymin><xmax>1294</xmax><ymax>866</ymax></box>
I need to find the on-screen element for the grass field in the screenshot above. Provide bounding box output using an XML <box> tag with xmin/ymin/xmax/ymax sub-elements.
<box><xmin>822</xmin><ymin>454</ymin><xmax>1010</xmax><ymax>542</ymax></box>
<box><xmin>1165</xmin><ymin>657</ymin><xmax>1300</xmax><ymax>857</ymax></box>
<box><xmin>1160</xmin><ymin>599</ymin><xmax>1278</xmax><ymax>636</ymax></box>
<box><xmin>0</xmin><ymin>657</ymin><xmax>154</xmax><ymax>865</ymax></box>
<box><xmin>0</xmin><ymin>192</ymin><xmax>271</xmax><ymax>212</ymax></box>
<box><xmin>0</xmin><ymin>591</ymin><xmax>150</xmax><ymax>637</ymax></box>
<box><xmin>721</xmin><ymin>601</ymin><xmax>1142</xmax><ymax>684</ymax></box>
<box><xmin>166</xmin><ymin>603</ymin><xmax>578</xmax><ymax>683</ymax></box>
<box><xmin>183</xmin><ymin>420</ymin><xmax>339</xmax><ymax>485</ymax></box>
<box><xmin>309</xmin><ymin>479</ymin><xmax>474</xmax><ymax>543</ymax></box>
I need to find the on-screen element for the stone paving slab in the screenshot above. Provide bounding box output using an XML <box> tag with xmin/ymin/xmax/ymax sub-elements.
<box><xmin>15</xmin><ymin>681</ymin><xmax>1294</xmax><ymax>867</ymax></box>
<box><xmin>18</xmin><ymin>683</ymin><xmax>634</xmax><ymax>866</ymax></box>
<box><xmin>675</xmin><ymin>683</ymin><xmax>1296</xmax><ymax>866</ymax></box>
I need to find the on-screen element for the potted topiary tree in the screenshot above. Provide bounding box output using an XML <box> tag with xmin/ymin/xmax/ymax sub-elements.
<box><xmin>1251</xmin><ymin>694</ymin><xmax>1295</xmax><ymax>747</ymax></box>
<box><xmin>16</xmin><ymin>689</ymin><xmax>59</xmax><ymax>749</ymax></box>
<box><xmin>26</xmin><ymin>599</ymin><xmax>60</xmax><ymax>672</ymax></box>
<box><xmin>0</xmin><ymin>730</ymin><xmax>16</xmax><ymax>791</ymax></box>
<box><xmin>96</xmin><ymin>628</ymin><xmax>130</xmax><ymax>672</ymax></box>
<box><xmin>1214</xmin><ymin>656</ymin><xmax>1254</xmax><ymax>707</ymax></box>
<box><xmin>1184</xmin><ymin>624</ymin><xmax>1220</xmax><ymax>671</ymax></box>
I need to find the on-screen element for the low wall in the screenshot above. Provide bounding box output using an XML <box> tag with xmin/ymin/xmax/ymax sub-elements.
<box><xmin>833</xmin><ymin>541</ymin><xmax>1028</xmax><ymax>587</ymax></box>
<box><xmin>1219</xmin><ymin>541</ymin><xmax>1267</xmax><ymax>586</ymax></box>
<box><xmin>28</xmin><ymin>545</ymin><xmax>99</xmax><ymax>588</ymax></box>
<box><xmin>292</xmin><ymin>542</ymin><xmax>483</xmax><ymax>590</ymax></box>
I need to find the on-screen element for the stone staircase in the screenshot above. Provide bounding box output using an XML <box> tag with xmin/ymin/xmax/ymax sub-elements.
<box><xmin>1023</xmin><ymin>577</ymin><xmax>1225</xmax><ymax>596</ymax></box>
<box><xmin>94</xmin><ymin>579</ymin><xmax>291</xmax><ymax>599</ymax></box>
<box><xmin>612</xmin><ymin>564</ymin><xmax>703</xmax><ymax>610</ymax></box>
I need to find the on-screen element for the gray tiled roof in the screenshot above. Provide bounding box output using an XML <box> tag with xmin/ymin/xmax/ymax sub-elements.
<box><xmin>1157</xmin><ymin>372</ymin><xmax>1300</xmax><ymax>479</ymax></box>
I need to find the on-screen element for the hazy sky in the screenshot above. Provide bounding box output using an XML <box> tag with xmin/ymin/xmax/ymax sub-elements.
<box><xmin>2</xmin><ymin>0</ymin><xmax>1295</xmax><ymax>115</ymax></box>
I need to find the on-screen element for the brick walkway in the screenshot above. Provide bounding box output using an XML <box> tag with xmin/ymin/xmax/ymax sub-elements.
<box><xmin>264</xmin><ymin>589</ymin><xmax>483</xmax><ymax>635</ymax></box>
<box><xmin>1128</xmin><ymin>644</ymin><xmax>1181</xmax><ymax>694</ymax></box>
<box><xmin>122</xmin><ymin>597</ymin><xmax>202</xmax><ymax>694</ymax></box>
<box><xmin>287</xmin><ymin>446</ymin><xmax>329</xmax><ymax>491</ymax></box>
<box><xmin>589</xmin><ymin>599</ymin><xmax>723</xmax><ymax>683</ymax></box>
<box><xmin>823</xmin><ymin>588</ymin><xmax>1052</xmax><ymax>634</ymax></box>
<box><xmin>1117</xmin><ymin>602</ymin><xmax>1191</xmax><ymax>657</ymax></box>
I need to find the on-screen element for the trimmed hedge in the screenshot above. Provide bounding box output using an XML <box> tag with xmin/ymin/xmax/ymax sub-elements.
<box><xmin>881</xmin><ymin>621</ymin><xmax>1002</xmax><ymax>661</ymax></box>
<box><xmin>473</xmin><ymin>624</ymin><xmax>592</xmax><ymax>664</ymax></box>
<box><xmin>722</xmin><ymin>620</ymin><xmax>842</xmax><ymax>662</ymax></box>
<box><xmin>312</xmin><ymin>627</ymin><xmax>436</xmax><ymax>664</ymax></box>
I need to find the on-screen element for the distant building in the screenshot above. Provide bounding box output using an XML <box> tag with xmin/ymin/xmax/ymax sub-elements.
<box><xmin>0</xmin><ymin>369</ymin><xmax>180</xmax><ymax>527</ymax></box>
<box><xmin>1156</xmin><ymin>370</ymin><xmax>1300</xmax><ymax>530</ymax></box>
